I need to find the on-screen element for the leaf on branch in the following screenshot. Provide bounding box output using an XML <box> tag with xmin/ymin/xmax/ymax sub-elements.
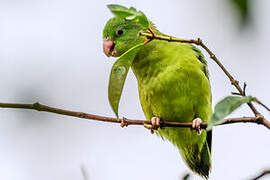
<box><xmin>107</xmin><ymin>4</ymin><xmax>150</xmax><ymax>28</ymax></box>
<box><xmin>207</xmin><ymin>95</ymin><xmax>255</xmax><ymax>130</ymax></box>
<box><xmin>108</xmin><ymin>43</ymin><xmax>144</xmax><ymax>118</ymax></box>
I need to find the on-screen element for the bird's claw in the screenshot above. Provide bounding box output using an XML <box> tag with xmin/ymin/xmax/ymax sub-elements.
<box><xmin>192</xmin><ymin>118</ymin><xmax>202</xmax><ymax>135</ymax></box>
<box><xmin>144</xmin><ymin>117</ymin><xmax>161</xmax><ymax>134</ymax></box>
<box><xmin>151</xmin><ymin>117</ymin><xmax>160</xmax><ymax>133</ymax></box>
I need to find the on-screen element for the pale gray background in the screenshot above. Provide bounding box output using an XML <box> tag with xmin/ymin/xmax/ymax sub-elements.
<box><xmin>0</xmin><ymin>0</ymin><xmax>269</xmax><ymax>180</ymax></box>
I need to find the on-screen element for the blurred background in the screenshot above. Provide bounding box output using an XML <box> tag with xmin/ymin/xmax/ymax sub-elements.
<box><xmin>0</xmin><ymin>0</ymin><xmax>269</xmax><ymax>179</ymax></box>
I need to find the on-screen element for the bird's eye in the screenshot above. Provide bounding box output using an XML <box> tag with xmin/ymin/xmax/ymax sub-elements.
<box><xmin>116</xmin><ymin>28</ymin><xmax>124</xmax><ymax>36</ymax></box>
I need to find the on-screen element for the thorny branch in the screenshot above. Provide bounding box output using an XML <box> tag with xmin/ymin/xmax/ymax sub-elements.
<box><xmin>0</xmin><ymin>102</ymin><xmax>269</xmax><ymax>129</ymax></box>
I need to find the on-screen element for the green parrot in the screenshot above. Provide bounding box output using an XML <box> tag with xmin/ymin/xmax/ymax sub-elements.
<box><xmin>103</xmin><ymin>10</ymin><xmax>212</xmax><ymax>179</ymax></box>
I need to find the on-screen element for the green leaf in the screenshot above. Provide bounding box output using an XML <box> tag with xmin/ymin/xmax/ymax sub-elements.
<box><xmin>134</xmin><ymin>11</ymin><xmax>149</xmax><ymax>28</ymax></box>
<box><xmin>129</xmin><ymin>7</ymin><xmax>137</xmax><ymax>12</ymax></box>
<box><xmin>207</xmin><ymin>96</ymin><xmax>255</xmax><ymax>130</ymax></box>
<box><xmin>108</xmin><ymin>43</ymin><xmax>144</xmax><ymax>118</ymax></box>
<box><xmin>107</xmin><ymin>4</ymin><xmax>150</xmax><ymax>28</ymax></box>
<box><xmin>125</xmin><ymin>15</ymin><xmax>136</xmax><ymax>20</ymax></box>
<box><xmin>107</xmin><ymin>4</ymin><xmax>134</xmax><ymax>18</ymax></box>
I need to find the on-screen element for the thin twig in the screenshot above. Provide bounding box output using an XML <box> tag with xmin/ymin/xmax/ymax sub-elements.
<box><xmin>251</xmin><ymin>169</ymin><xmax>270</xmax><ymax>180</ymax></box>
<box><xmin>80</xmin><ymin>165</ymin><xmax>90</xmax><ymax>180</ymax></box>
<box><xmin>139</xmin><ymin>32</ymin><xmax>261</xmax><ymax>116</ymax></box>
<box><xmin>255</xmin><ymin>98</ymin><xmax>270</xmax><ymax>112</ymax></box>
<box><xmin>243</xmin><ymin>82</ymin><xmax>247</xmax><ymax>96</ymax></box>
<box><xmin>0</xmin><ymin>102</ymin><xmax>269</xmax><ymax>129</ymax></box>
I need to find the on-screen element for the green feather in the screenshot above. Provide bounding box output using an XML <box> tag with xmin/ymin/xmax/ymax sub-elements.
<box><xmin>132</xmin><ymin>38</ymin><xmax>212</xmax><ymax>178</ymax></box>
<box><xmin>103</xmin><ymin>13</ymin><xmax>212</xmax><ymax>179</ymax></box>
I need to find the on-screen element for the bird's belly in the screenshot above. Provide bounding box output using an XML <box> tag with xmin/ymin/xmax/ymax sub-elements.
<box><xmin>139</xmin><ymin>74</ymin><xmax>198</xmax><ymax>123</ymax></box>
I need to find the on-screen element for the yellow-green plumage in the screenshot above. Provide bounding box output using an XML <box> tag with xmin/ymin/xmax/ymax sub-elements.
<box><xmin>133</xmin><ymin>38</ymin><xmax>212</xmax><ymax>178</ymax></box>
<box><xmin>103</xmin><ymin>17</ymin><xmax>212</xmax><ymax>178</ymax></box>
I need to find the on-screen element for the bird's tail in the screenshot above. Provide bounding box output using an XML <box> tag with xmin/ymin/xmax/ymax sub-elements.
<box><xmin>158</xmin><ymin>127</ymin><xmax>212</xmax><ymax>179</ymax></box>
<box><xmin>178</xmin><ymin>138</ymin><xmax>212</xmax><ymax>179</ymax></box>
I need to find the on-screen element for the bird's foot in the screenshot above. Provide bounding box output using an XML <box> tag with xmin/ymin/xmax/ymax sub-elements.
<box><xmin>192</xmin><ymin>118</ymin><xmax>202</xmax><ymax>135</ymax></box>
<box><xmin>144</xmin><ymin>117</ymin><xmax>160</xmax><ymax>134</ymax></box>
<box><xmin>151</xmin><ymin>117</ymin><xmax>161</xmax><ymax>133</ymax></box>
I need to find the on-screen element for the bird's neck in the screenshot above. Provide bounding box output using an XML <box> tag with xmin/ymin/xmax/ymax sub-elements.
<box><xmin>131</xmin><ymin>40</ymin><xmax>165</xmax><ymax>84</ymax></box>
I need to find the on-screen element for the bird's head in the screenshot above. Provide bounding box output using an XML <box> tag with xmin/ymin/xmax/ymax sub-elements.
<box><xmin>103</xmin><ymin>17</ymin><xmax>145</xmax><ymax>57</ymax></box>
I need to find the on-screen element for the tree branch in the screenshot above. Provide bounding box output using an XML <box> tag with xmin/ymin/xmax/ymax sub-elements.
<box><xmin>251</xmin><ymin>169</ymin><xmax>270</xmax><ymax>180</ymax></box>
<box><xmin>0</xmin><ymin>33</ymin><xmax>269</xmax><ymax>131</ymax></box>
<box><xmin>139</xmin><ymin>32</ymin><xmax>262</xmax><ymax>116</ymax></box>
<box><xmin>0</xmin><ymin>102</ymin><xmax>269</xmax><ymax>129</ymax></box>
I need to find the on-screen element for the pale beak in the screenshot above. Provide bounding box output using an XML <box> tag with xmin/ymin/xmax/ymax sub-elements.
<box><xmin>103</xmin><ymin>37</ymin><xmax>116</xmax><ymax>57</ymax></box>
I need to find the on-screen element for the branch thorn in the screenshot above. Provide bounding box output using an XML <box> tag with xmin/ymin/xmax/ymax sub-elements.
<box><xmin>232</xmin><ymin>92</ymin><xmax>242</xmax><ymax>96</ymax></box>
<box><xmin>120</xmin><ymin>117</ymin><xmax>128</xmax><ymax>128</ymax></box>
<box><xmin>243</xmin><ymin>82</ymin><xmax>247</xmax><ymax>96</ymax></box>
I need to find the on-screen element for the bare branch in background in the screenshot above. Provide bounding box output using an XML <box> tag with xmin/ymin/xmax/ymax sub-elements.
<box><xmin>251</xmin><ymin>169</ymin><xmax>270</xmax><ymax>180</ymax></box>
<box><xmin>80</xmin><ymin>164</ymin><xmax>90</xmax><ymax>180</ymax></box>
